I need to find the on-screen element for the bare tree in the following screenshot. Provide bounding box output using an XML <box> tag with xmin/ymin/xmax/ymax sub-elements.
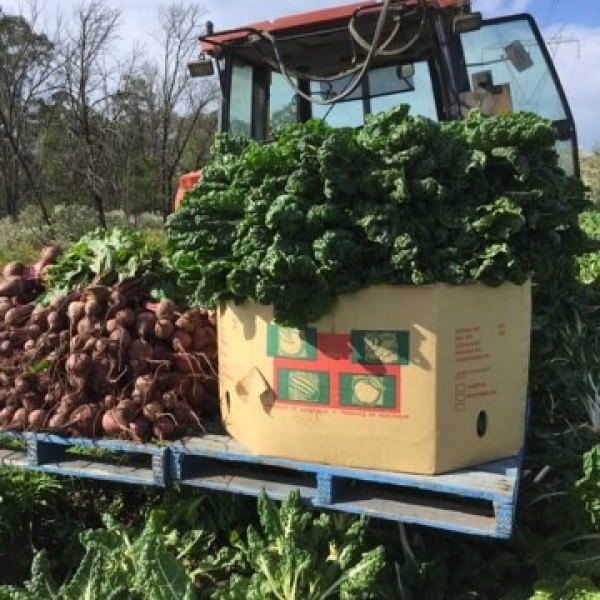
<box><xmin>0</xmin><ymin>0</ymin><xmax>217</xmax><ymax>225</ymax></box>
<box><xmin>0</xmin><ymin>1</ymin><xmax>61</xmax><ymax>222</ymax></box>
<box><xmin>150</xmin><ymin>1</ymin><xmax>219</xmax><ymax>218</ymax></box>
<box><xmin>58</xmin><ymin>0</ymin><xmax>130</xmax><ymax>228</ymax></box>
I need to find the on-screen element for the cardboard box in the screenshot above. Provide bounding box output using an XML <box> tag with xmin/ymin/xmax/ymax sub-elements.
<box><xmin>218</xmin><ymin>281</ymin><xmax>531</xmax><ymax>474</ymax></box>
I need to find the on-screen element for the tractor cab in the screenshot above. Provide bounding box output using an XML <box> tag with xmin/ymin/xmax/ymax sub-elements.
<box><xmin>189</xmin><ymin>0</ymin><xmax>577</xmax><ymax>175</ymax></box>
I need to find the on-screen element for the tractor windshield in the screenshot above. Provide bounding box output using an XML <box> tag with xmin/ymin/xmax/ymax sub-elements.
<box><xmin>311</xmin><ymin>61</ymin><xmax>438</xmax><ymax>126</ymax></box>
<box><xmin>215</xmin><ymin>1</ymin><xmax>443</xmax><ymax>140</ymax></box>
<box><xmin>208</xmin><ymin>4</ymin><xmax>577</xmax><ymax>172</ymax></box>
<box><xmin>228</xmin><ymin>58</ymin><xmax>439</xmax><ymax>136</ymax></box>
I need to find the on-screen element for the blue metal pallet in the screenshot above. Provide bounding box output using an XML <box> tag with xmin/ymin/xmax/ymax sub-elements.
<box><xmin>0</xmin><ymin>432</ymin><xmax>521</xmax><ymax>538</ymax></box>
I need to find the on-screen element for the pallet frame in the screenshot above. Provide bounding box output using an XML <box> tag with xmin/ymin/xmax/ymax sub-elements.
<box><xmin>0</xmin><ymin>432</ymin><xmax>520</xmax><ymax>538</ymax></box>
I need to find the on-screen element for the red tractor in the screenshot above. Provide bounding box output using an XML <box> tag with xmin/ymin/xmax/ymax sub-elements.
<box><xmin>176</xmin><ymin>0</ymin><xmax>577</xmax><ymax>208</ymax></box>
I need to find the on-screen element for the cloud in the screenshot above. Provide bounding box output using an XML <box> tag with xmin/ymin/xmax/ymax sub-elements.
<box><xmin>472</xmin><ymin>0</ymin><xmax>534</xmax><ymax>18</ymax></box>
<box><xmin>542</xmin><ymin>23</ymin><xmax>600</xmax><ymax>150</ymax></box>
<box><xmin>203</xmin><ymin>0</ymin><xmax>344</xmax><ymax>30</ymax></box>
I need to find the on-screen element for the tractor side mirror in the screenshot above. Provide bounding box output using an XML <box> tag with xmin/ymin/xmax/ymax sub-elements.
<box><xmin>188</xmin><ymin>57</ymin><xmax>215</xmax><ymax>78</ymax></box>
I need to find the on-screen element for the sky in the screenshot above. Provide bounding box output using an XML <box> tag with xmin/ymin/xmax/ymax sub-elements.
<box><xmin>2</xmin><ymin>0</ymin><xmax>599</xmax><ymax>150</ymax></box>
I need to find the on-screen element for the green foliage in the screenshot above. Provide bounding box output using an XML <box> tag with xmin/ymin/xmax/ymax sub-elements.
<box><xmin>0</xmin><ymin>239</ymin><xmax>39</xmax><ymax>267</ymax></box>
<box><xmin>581</xmin><ymin>148</ymin><xmax>600</xmax><ymax>206</ymax></box>
<box><xmin>0</xmin><ymin>509</ymin><xmax>198</xmax><ymax>599</ymax></box>
<box><xmin>0</xmin><ymin>469</ymin><xmax>596</xmax><ymax>599</ymax></box>
<box><xmin>528</xmin><ymin>577</ymin><xmax>600</xmax><ymax>599</ymax></box>
<box><xmin>0</xmin><ymin>469</ymin><xmax>69</xmax><ymax>586</ymax></box>
<box><xmin>527</xmin><ymin>206</ymin><xmax>600</xmax><ymax>427</ymax></box>
<box><xmin>0</xmin><ymin>489</ymin><xmax>382</xmax><ymax>600</ymax></box>
<box><xmin>151</xmin><ymin>490</ymin><xmax>256</xmax><ymax>594</ymax></box>
<box><xmin>213</xmin><ymin>490</ymin><xmax>385</xmax><ymax>600</ymax></box>
<box><xmin>0</xmin><ymin>468</ymin><xmax>63</xmax><ymax>542</ymax></box>
<box><xmin>166</xmin><ymin>134</ymin><xmax>251</xmax><ymax>310</ymax></box>
<box><xmin>0</xmin><ymin>204</ymin><xmax>99</xmax><ymax>248</ymax></box>
<box><xmin>578</xmin><ymin>210</ymin><xmax>600</xmax><ymax>283</ymax></box>
<box><xmin>105</xmin><ymin>210</ymin><xmax>164</xmax><ymax>231</ymax></box>
<box><xmin>516</xmin><ymin>438</ymin><xmax>600</xmax><ymax>596</ymax></box>
<box><xmin>577</xmin><ymin>445</ymin><xmax>600</xmax><ymax>527</ymax></box>
<box><xmin>167</xmin><ymin>107</ymin><xmax>591</xmax><ymax>327</ymax></box>
<box><xmin>527</xmin><ymin>279</ymin><xmax>600</xmax><ymax>426</ymax></box>
<box><xmin>364</xmin><ymin>430</ymin><xmax>600</xmax><ymax>600</ymax></box>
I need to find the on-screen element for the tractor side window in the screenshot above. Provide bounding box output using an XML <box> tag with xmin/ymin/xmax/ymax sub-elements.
<box><xmin>460</xmin><ymin>16</ymin><xmax>577</xmax><ymax>174</ymax></box>
<box><xmin>555</xmin><ymin>139</ymin><xmax>576</xmax><ymax>174</ymax></box>
<box><xmin>230</xmin><ymin>60</ymin><xmax>253</xmax><ymax>136</ymax></box>
<box><xmin>461</xmin><ymin>19</ymin><xmax>566</xmax><ymax>120</ymax></box>
<box><xmin>270</xmin><ymin>72</ymin><xmax>298</xmax><ymax>132</ymax></box>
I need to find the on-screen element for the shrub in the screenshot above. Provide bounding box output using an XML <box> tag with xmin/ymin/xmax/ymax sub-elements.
<box><xmin>106</xmin><ymin>210</ymin><xmax>163</xmax><ymax>230</ymax></box>
<box><xmin>0</xmin><ymin>206</ymin><xmax>164</xmax><ymax>264</ymax></box>
<box><xmin>0</xmin><ymin>204</ymin><xmax>97</xmax><ymax>249</ymax></box>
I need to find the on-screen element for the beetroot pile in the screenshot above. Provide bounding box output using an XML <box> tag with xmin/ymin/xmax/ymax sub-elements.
<box><xmin>0</xmin><ymin>250</ymin><xmax>219</xmax><ymax>441</ymax></box>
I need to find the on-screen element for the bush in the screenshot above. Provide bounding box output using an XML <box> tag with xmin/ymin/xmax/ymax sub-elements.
<box><xmin>578</xmin><ymin>210</ymin><xmax>600</xmax><ymax>284</ymax></box>
<box><xmin>106</xmin><ymin>210</ymin><xmax>163</xmax><ymax>230</ymax></box>
<box><xmin>0</xmin><ymin>206</ymin><xmax>164</xmax><ymax>264</ymax></box>
<box><xmin>0</xmin><ymin>204</ymin><xmax>97</xmax><ymax>248</ymax></box>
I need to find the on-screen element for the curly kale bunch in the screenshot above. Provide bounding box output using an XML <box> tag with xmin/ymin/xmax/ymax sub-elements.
<box><xmin>166</xmin><ymin>107</ymin><xmax>592</xmax><ymax>327</ymax></box>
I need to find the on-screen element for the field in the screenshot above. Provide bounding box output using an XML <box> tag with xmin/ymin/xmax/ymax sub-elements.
<box><xmin>0</xmin><ymin>206</ymin><xmax>597</xmax><ymax>599</ymax></box>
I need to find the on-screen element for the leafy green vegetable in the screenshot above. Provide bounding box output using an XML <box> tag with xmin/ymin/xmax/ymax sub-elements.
<box><xmin>528</xmin><ymin>577</ymin><xmax>600</xmax><ymax>600</ymax></box>
<box><xmin>0</xmin><ymin>510</ymin><xmax>198</xmax><ymax>599</ymax></box>
<box><xmin>213</xmin><ymin>490</ymin><xmax>385</xmax><ymax>600</ymax></box>
<box><xmin>577</xmin><ymin>445</ymin><xmax>600</xmax><ymax>528</ymax></box>
<box><xmin>167</xmin><ymin>107</ymin><xmax>593</xmax><ymax>327</ymax></box>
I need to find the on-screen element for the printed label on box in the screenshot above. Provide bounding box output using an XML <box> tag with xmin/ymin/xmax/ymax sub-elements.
<box><xmin>269</xmin><ymin>326</ymin><xmax>404</xmax><ymax>414</ymax></box>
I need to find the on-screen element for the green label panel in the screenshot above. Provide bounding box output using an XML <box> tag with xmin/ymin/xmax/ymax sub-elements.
<box><xmin>351</xmin><ymin>330</ymin><xmax>410</xmax><ymax>365</ymax></box>
<box><xmin>267</xmin><ymin>324</ymin><xmax>317</xmax><ymax>360</ymax></box>
<box><xmin>277</xmin><ymin>369</ymin><xmax>330</xmax><ymax>404</ymax></box>
<box><xmin>339</xmin><ymin>374</ymin><xmax>397</xmax><ymax>409</ymax></box>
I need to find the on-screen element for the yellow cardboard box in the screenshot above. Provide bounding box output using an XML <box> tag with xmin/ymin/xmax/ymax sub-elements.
<box><xmin>218</xmin><ymin>281</ymin><xmax>531</xmax><ymax>474</ymax></box>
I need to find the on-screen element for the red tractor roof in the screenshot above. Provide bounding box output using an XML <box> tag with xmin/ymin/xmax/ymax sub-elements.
<box><xmin>201</xmin><ymin>0</ymin><xmax>464</xmax><ymax>53</ymax></box>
